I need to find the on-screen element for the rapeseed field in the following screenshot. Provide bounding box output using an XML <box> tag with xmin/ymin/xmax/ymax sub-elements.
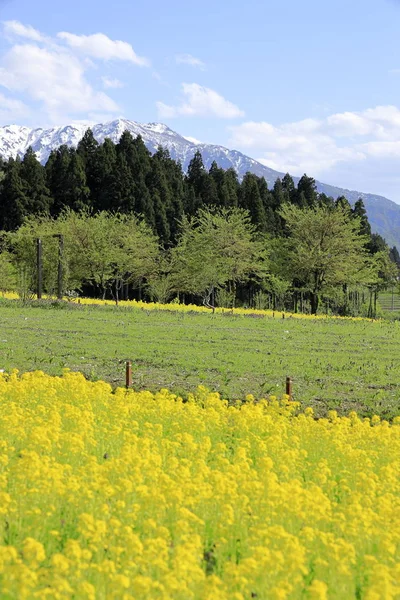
<box><xmin>0</xmin><ymin>370</ymin><xmax>399</xmax><ymax>599</ymax></box>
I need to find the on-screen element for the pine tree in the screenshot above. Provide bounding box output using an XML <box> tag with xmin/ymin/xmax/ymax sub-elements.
<box><xmin>239</xmin><ymin>172</ymin><xmax>267</xmax><ymax>231</ymax></box>
<box><xmin>20</xmin><ymin>147</ymin><xmax>52</xmax><ymax>216</ymax></box>
<box><xmin>335</xmin><ymin>195</ymin><xmax>352</xmax><ymax>213</ymax></box>
<box><xmin>46</xmin><ymin>147</ymin><xmax>90</xmax><ymax>213</ymax></box>
<box><xmin>105</xmin><ymin>152</ymin><xmax>136</xmax><ymax>213</ymax></box>
<box><xmin>77</xmin><ymin>129</ymin><xmax>99</xmax><ymax>167</ymax></box>
<box><xmin>257</xmin><ymin>177</ymin><xmax>276</xmax><ymax>234</ymax></box>
<box><xmin>224</xmin><ymin>169</ymin><xmax>240</xmax><ymax>208</ymax></box>
<box><xmin>0</xmin><ymin>158</ymin><xmax>28</xmax><ymax>230</ymax></box>
<box><xmin>152</xmin><ymin>147</ymin><xmax>184</xmax><ymax>242</ymax></box>
<box><xmin>318</xmin><ymin>193</ymin><xmax>335</xmax><ymax>210</ymax></box>
<box><xmin>147</xmin><ymin>154</ymin><xmax>173</xmax><ymax>244</ymax></box>
<box><xmin>93</xmin><ymin>139</ymin><xmax>117</xmax><ymax>212</ymax></box>
<box><xmin>296</xmin><ymin>175</ymin><xmax>318</xmax><ymax>207</ymax></box>
<box><xmin>65</xmin><ymin>150</ymin><xmax>91</xmax><ymax>212</ymax></box>
<box><xmin>209</xmin><ymin>161</ymin><xmax>229</xmax><ymax>207</ymax></box>
<box><xmin>187</xmin><ymin>151</ymin><xmax>206</xmax><ymax>198</ymax></box>
<box><xmin>352</xmin><ymin>198</ymin><xmax>371</xmax><ymax>237</ymax></box>
<box><xmin>282</xmin><ymin>173</ymin><xmax>296</xmax><ymax>203</ymax></box>
<box><xmin>389</xmin><ymin>246</ymin><xmax>400</xmax><ymax>266</ymax></box>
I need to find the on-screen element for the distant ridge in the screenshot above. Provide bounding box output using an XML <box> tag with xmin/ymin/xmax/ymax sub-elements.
<box><xmin>0</xmin><ymin>118</ymin><xmax>399</xmax><ymax>247</ymax></box>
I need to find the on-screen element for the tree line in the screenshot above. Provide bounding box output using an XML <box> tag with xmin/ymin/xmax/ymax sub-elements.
<box><xmin>0</xmin><ymin>129</ymin><xmax>398</xmax><ymax>315</ymax></box>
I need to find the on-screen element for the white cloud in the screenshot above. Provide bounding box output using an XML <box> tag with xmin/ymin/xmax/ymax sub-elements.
<box><xmin>157</xmin><ymin>83</ymin><xmax>244</xmax><ymax>119</ymax></box>
<box><xmin>175</xmin><ymin>53</ymin><xmax>206</xmax><ymax>70</ymax></box>
<box><xmin>57</xmin><ymin>31</ymin><xmax>150</xmax><ymax>66</ymax></box>
<box><xmin>229</xmin><ymin>105</ymin><xmax>400</xmax><ymax>201</ymax></box>
<box><xmin>0</xmin><ymin>42</ymin><xmax>119</xmax><ymax>124</ymax></box>
<box><xmin>3</xmin><ymin>20</ymin><xmax>44</xmax><ymax>42</ymax></box>
<box><xmin>0</xmin><ymin>91</ymin><xmax>30</xmax><ymax>121</ymax></box>
<box><xmin>0</xmin><ymin>21</ymin><xmax>150</xmax><ymax>124</ymax></box>
<box><xmin>102</xmin><ymin>76</ymin><xmax>124</xmax><ymax>89</ymax></box>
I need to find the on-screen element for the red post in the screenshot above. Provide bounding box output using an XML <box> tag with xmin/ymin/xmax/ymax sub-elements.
<box><xmin>286</xmin><ymin>376</ymin><xmax>292</xmax><ymax>400</ymax></box>
<box><xmin>125</xmin><ymin>361</ymin><xmax>132</xmax><ymax>389</ymax></box>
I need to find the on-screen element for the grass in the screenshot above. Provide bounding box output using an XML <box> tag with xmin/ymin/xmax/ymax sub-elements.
<box><xmin>0</xmin><ymin>298</ymin><xmax>400</xmax><ymax>417</ymax></box>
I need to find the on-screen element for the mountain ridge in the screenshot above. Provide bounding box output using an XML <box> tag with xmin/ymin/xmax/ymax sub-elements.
<box><xmin>0</xmin><ymin>118</ymin><xmax>399</xmax><ymax>247</ymax></box>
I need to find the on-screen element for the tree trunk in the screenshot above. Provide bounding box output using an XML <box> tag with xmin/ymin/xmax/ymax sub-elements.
<box><xmin>310</xmin><ymin>292</ymin><xmax>319</xmax><ymax>315</ymax></box>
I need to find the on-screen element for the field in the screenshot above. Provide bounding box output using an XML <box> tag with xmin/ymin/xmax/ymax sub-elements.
<box><xmin>0</xmin><ymin>299</ymin><xmax>400</xmax><ymax>417</ymax></box>
<box><xmin>1</xmin><ymin>300</ymin><xmax>400</xmax><ymax>598</ymax></box>
<box><xmin>0</xmin><ymin>370</ymin><xmax>399</xmax><ymax>599</ymax></box>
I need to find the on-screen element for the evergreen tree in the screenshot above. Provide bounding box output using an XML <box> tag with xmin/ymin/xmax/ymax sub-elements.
<box><xmin>187</xmin><ymin>150</ymin><xmax>206</xmax><ymax>198</ymax></box>
<box><xmin>153</xmin><ymin>147</ymin><xmax>184</xmax><ymax>242</ymax></box>
<box><xmin>209</xmin><ymin>161</ymin><xmax>230</xmax><ymax>207</ymax></box>
<box><xmin>335</xmin><ymin>195</ymin><xmax>352</xmax><ymax>213</ymax></box>
<box><xmin>104</xmin><ymin>152</ymin><xmax>136</xmax><ymax>213</ymax></box>
<box><xmin>65</xmin><ymin>150</ymin><xmax>91</xmax><ymax>212</ymax></box>
<box><xmin>239</xmin><ymin>172</ymin><xmax>267</xmax><ymax>231</ymax></box>
<box><xmin>389</xmin><ymin>246</ymin><xmax>400</xmax><ymax>266</ymax></box>
<box><xmin>116</xmin><ymin>131</ymin><xmax>154</xmax><ymax>224</ymax></box>
<box><xmin>0</xmin><ymin>158</ymin><xmax>28</xmax><ymax>230</ymax></box>
<box><xmin>147</xmin><ymin>154</ymin><xmax>172</xmax><ymax>244</ymax></box>
<box><xmin>281</xmin><ymin>173</ymin><xmax>296</xmax><ymax>203</ymax></box>
<box><xmin>257</xmin><ymin>177</ymin><xmax>276</xmax><ymax>234</ymax></box>
<box><xmin>46</xmin><ymin>146</ymin><xmax>71</xmax><ymax>215</ymax></box>
<box><xmin>367</xmin><ymin>233</ymin><xmax>387</xmax><ymax>255</ymax></box>
<box><xmin>20</xmin><ymin>147</ymin><xmax>52</xmax><ymax>216</ymax></box>
<box><xmin>296</xmin><ymin>174</ymin><xmax>318</xmax><ymax>207</ymax></box>
<box><xmin>318</xmin><ymin>193</ymin><xmax>335</xmax><ymax>210</ymax></box>
<box><xmin>201</xmin><ymin>173</ymin><xmax>219</xmax><ymax>206</ymax></box>
<box><xmin>93</xmin><ymin>138</ymin><xmax>117</xmax><ymax>211</ymax></box>
<box><xmin>352</xmin><ymin>198</ymin><xmax>371</xmax><ymax>237</ymax></box>
<box><xmin>47</xmin><ymin>147</ymin><xmax>90</xmax><ymax>213</ymax></box>
<box><xmin>77</xmin><ymin>129</ymin><xmax>99</xmax><ymax>168</ymax></box>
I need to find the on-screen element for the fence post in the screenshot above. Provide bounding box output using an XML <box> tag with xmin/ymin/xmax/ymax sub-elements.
<box><xmin>125</xmin><ymin>361</ymin><xmax>132</xmax><ymax>389</ymax></box>
<box><xmin>36</xmin><ymin>238</ymin><xmax>42</xmax><ymax>299</ymax></box>
<box><xmin>286</xmin><ymin>376</ymin><xmax>292</xmax><ymax>400</ymax></box>
<box><xmin>57</xmin><ymin>234</ymin><xmax>64</xmax><ymax>300</ymax></box>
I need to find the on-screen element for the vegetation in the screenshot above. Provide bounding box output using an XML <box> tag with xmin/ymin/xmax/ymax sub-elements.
<box><xmin>0</xmin><ymin>299</ymin><xmax>399</xmax><ymax>418</ymax></box>
<box><xmin>0</xmin><ymin>370</ymin><xmax>399</xmax><ymax>599</ymax></box>
<box><xmin>0</xmin><ymin>130</ymin><xmax>399</xmax><ymax>316</ymax></box>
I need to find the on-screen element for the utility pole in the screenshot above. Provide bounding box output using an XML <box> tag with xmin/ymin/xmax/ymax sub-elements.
<box><xmin>36</xmin><ymin>238</ymin><xmax>42</xmax><ymax>299</ymax></box>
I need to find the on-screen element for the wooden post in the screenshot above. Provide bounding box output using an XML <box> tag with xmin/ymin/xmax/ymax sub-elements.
<box><xmin>36</xmin><ymin>238</ymin><xmax>42</xmax><ymax>299</ymax></box>
<box><xmin>286</xmin><ymin>376</ymin><xmax>292</xmax><ymax>400</ymax></box>
<box><xmin>53</xmin><ymin>234</ymin><xmax>64</xmax><ymax>300</ymax></box>
<box><xmin>125</xmin><ymin>361</ymin><xmax>132</xmax><ymax>389</ymax></box>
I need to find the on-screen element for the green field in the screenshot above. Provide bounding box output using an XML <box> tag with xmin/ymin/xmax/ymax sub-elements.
<box><xmin>1</xmin><ymin>299</ymin><xmax>400</xmax><ymax>417</ymax></box>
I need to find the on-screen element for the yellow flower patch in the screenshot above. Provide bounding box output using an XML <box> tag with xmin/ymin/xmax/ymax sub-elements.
<box><xmin>0</xmin><ymin>371</ymin><xmax>399</xmax><ymax>598</ymax></box>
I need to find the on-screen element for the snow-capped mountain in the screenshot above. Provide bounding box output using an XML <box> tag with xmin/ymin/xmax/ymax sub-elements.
<box><xmin>0</xmin><ymin>118</ymin><xmax>274</xmax><ymax>181</ymax></box>
<box><xmin>0</xmin><ymin>118</ymin><xmax>400</xmax><ymax>248</ymax></box>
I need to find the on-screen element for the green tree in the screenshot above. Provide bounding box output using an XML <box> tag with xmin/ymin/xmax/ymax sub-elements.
<box><xmin>279</xmin><ymin>204</ymin><xmax>371</xmax><ymax>314</ymax></box>
<box><xmin>172</xmin><ymin>207</ymin><xmax>268</xmax><ymax>309</ymax></box>
<box><xmin>296</xmin><ymin>175</ymin><xmax>318</xmax><ymax>208</ymax></box>
<box><xmin>352</xmin><ymin>198</ymin><xmax>371</xmax><ymax>237</ymax></box>
<box><xmin>8</xmin><ymin>211</ymin><xmax>160</xmax><ymax>300</ymax></box>
<box><xmin>46</xmin><ymin>147</ymin><xmax>90</xmax><ymax>214</ymax></box>
<box><xmin>239</xmin><ymin>172</ymin><xmax>267</xmax><ymax>231</ymax></box>
<box><xmin>0</xmin><ymin>158</ymin><xmax>28</xmax><ymax>230</ymax></box>
<box><xmin>20</xmin><ymin>148</ymin><xmax>53</xmax><ymax>216</ymax></box>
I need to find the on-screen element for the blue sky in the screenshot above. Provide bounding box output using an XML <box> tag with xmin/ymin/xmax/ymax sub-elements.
<box><xmin>1</xmin><ymin>0</ymin><xmax>400</xmax><ymax>201</ymax></box>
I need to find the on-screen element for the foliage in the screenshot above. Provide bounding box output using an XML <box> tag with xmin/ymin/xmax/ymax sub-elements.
<box><xmin>172</xmin><ymin>207</ymin><xmax>268</xmax><ymax>307</ymax></box>
<box><xmin>278</xmin><ymin>204</ymin><xmax>372</xmax><ymax>313</ymax></box>
<box><xmin>7</xmin><ymin>212</ymin><xmax>159</xmax><ymax>298</ymax></box>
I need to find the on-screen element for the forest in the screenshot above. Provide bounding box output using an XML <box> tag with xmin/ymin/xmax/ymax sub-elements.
<box><xmin>0</xmin><ymin>128</ymin><xmax>398</xmax><ymax>316</ymax></box>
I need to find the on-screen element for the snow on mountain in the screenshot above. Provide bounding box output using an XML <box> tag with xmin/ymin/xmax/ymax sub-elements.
<box><xmin>0</xmin><ymin>118</ymin><xmax>400</xmax><ymax>247</ymax></box>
